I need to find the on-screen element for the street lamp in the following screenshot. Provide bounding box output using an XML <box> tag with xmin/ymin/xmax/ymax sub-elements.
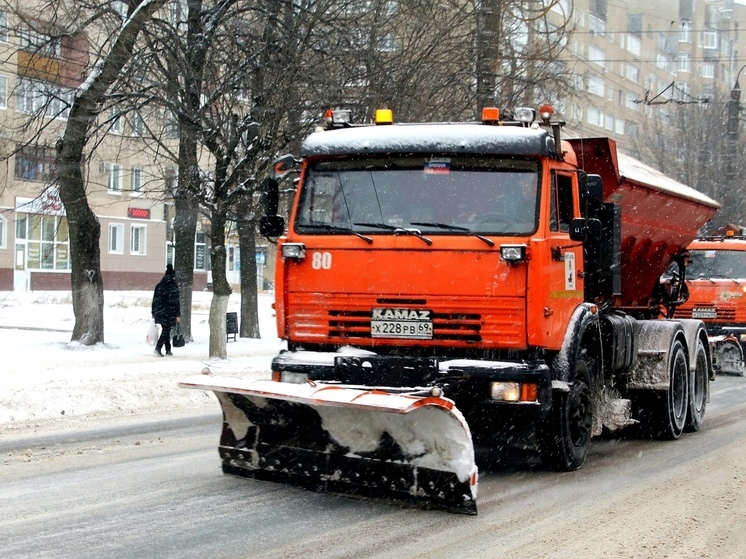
<box><xmin>728</xmin><ymin>65</ymin><xmax>745</xmax><ymax>136</ymax></box>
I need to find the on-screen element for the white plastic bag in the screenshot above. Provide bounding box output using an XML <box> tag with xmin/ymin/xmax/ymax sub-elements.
<box><xmin>146</xmin><ymin>320</ymin><xmax>159</xmax><ymax>346</ymax></box>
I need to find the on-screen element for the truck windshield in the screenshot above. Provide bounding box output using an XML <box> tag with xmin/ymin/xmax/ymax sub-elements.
<box><xmin>295</xmin><ymin>157</ymin><xmax>539</xmax><ymax>235</ymax></box>
<box><xmin>687</xmin><ymin>250</ymin><xmax>746</xmax><ymax>280</ymax></box>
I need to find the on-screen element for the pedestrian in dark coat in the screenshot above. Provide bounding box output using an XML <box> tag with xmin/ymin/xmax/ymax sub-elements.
<box><xmin>152</xmin><ymin>264</ymin><xmax>181</xmax><ymax>356</ymax></box>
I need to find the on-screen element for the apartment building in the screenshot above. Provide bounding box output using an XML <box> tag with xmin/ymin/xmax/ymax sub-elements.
<box><xmin>553</xmin><ymin>0</ymin><xmax>746</xmax><ymax>155</ymax></box>
<box><xmin>0</xmin><ymin>6</ymin><xmax>273</xmax><ymax>293</ymax></box>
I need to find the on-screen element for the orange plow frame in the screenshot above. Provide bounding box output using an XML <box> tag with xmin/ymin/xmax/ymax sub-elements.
<box><xmin>179</xmin><ymin>375</ymin><xmax>479</xmax><ymax>514</ymax></box>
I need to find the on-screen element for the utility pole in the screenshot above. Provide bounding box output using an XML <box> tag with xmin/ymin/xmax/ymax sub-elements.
<box><xmin>475</xmin><ymin>0</ymin><xmax>500</xmax><ymax>116</ymax></box>
<box><xmin>727</xmin><ymin>69</ymin><xmax>743</xmax><ymax>226</ymax></box>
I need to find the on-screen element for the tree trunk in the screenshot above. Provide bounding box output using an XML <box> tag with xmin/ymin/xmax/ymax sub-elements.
<box><xmin>237</xmin><ymin>213</ymin><xmax>260</xmax><ymax>338</ymax></box>
<box><xmin>208</xmin><ymin>204</ymin><xmax>231</xmax><ymax>358</ymax></box>
<box><xmin>173</xmin><ymin>137</ymin><xmax>200</xmax><ymax>342</ymax></box>
<box><xmin>173</xmin><ymin>193</ymin><xmax>198</xmax><ymax>341</ymax></box>
<box><xmin>58</xmin><ymin>138</ymin><xmax>105</xmax><ymax>344</ymax></box>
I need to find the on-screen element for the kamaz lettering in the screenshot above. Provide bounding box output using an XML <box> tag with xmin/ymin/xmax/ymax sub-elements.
<box><xmin>372</xmin><ymin>308</ymin><xmax>431</xmax><ymax>320</ymax></box>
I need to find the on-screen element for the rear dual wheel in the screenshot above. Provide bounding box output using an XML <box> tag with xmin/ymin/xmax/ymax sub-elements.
<box><xmin>685</xmin><ymin>338</ymin><xmax>708</xmax><ymax>432</ymax></box>
<box><xmin>639</xmin><ymin>339</ymin><xmax>689</xmax><ymax>440</ymax></box>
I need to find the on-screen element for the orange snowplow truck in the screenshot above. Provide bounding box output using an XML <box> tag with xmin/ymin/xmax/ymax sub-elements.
<box><xmin>180</xmin><ymin>106</ymin><xmax>719</xmax><ymax>515</ymax></box>
<box><xmin>671</xmin><ymin>234</ymin><xmax>746</xmax><ymax>375</ymax></box>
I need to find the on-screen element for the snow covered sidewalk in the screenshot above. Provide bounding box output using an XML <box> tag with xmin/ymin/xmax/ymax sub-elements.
<box><xmin>0</xmin><ymin>290</ymin><xmax>283</xmax><ymax>436</ymax></box>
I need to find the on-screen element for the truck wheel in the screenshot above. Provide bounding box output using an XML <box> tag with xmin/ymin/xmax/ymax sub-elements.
<box><xmin>685</xmin><ymin>339</ymin><xmax>708</xmax><ymax>432</ymax></box>
<box><xmin>539</xmin><ymin>354</ymin><xmax>594</xmax><ymax>471</ymax></box>
<box><xmin>640</xmin><ymin>339</ymin><xmax>689</xmax><ymax>440</ymax></box>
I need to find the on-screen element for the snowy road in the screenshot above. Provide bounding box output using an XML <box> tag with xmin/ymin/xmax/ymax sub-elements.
<box><xmin>3</xmin><ymin>375</ymin><xmax>746</xmax><ymax>559</ymax></box>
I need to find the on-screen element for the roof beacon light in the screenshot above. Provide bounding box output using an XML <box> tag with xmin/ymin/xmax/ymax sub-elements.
<box><xmin>539</xmin><ymin>104</ymin><xmax>554</xmax><ymax>122</ymax></box>
<box><xmin>514</xmin><ymin>107</ymin><xmax>536</xmax><ymax>125</ymax></box>
<box><xmin>375</xmin><ymin>109</ymin><xmax>393</xmax><ymax>125</ymax></box>
<box><xmin>331</xmin><ymin>109</ymin><xmax>352</xmax><ymax>125</ymax></box>
<box><xmin>482</xmin><ymin>107</ymin><xmax>500</xmax><ymax>124</ymax></box>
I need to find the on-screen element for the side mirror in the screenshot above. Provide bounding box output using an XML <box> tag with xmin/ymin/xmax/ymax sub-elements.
<box><xmin>569</xmin><ymin>217</ymin><xmax>602</xmax><ymax>242</ymax></box>
<box><xmin>260</xmin><ymin>215</ymin><xmax>285</xmax><ymax>236</ymax></box>
<box><xmin>579</xmin><ymin>173</ymin><xmax>604</xmax><ymax>216</ymax></box>
<box><xmin>271</xmin><ymin>155</ymin><xmax>297</xmax><ymax>179</ymax></box>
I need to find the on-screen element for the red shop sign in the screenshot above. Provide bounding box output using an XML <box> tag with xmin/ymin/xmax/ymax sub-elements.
<box><xmin>128</xmin><ymin>207</ymin><xmax>151</xmax><ymax>219</ymax></box>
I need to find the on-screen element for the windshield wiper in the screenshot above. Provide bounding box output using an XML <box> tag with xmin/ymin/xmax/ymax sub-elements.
<box><xmin>354</xmin><ymin>222</ymin><xmax>432</xmax><ymax>245</ymax></box>
<box><xmin>410</xmin><ymin>221</ymin><xmax>495</xmax><ymax>247</ymax></box>
<box><xmin>297</xmin><ymin>223</ymin><xmax>373</xmax><ymax>244</ymax></box>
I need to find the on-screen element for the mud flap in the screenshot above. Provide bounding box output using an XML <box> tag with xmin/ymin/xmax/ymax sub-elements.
<box><xmin>178</xmin><ymin>376</ymin><xmax>479</xmax><ymax>515</ymax></box>
<box><xmin>710</xmin><ymin>335</ymin><xmax>745</xmax><ymax>376</ymax></box>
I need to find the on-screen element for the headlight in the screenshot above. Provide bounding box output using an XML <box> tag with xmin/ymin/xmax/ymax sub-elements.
<box><xmin>490</xmin><ymin>382</ymin><xmax>521</xmax><ymax>401</ymax></box>
<box><xmin>281</xmin><ymin>243</ymin><xmax>306</xmax><ymax>260</ymax></box>
<box><xmin>500</xmin><ymin>244</ymin><xmax>527</xmax><ymax>263</ymax></box>
<box><xmin>490</xmin><ymin>381</ymin><xmax>538</xmax><ymax>402</ymax></box>
<box><xmin>514</xmin><ymin>107</ymin><xmax>536</xmax><ymax>124</ymax></box>
<box><xmin>278</xmin><ymin>371</ymin><xmax>309</xmax><ymax>384</ymax></box>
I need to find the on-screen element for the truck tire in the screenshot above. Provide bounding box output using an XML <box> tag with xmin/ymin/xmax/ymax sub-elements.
<box><xmin>539</xmin><ymin>353</ymin><xmax>594</xmax><ymax>471</ymax></box>
<box><xmin>685</xmin><ymin>338</ymin><xmax>708</xmax><ymax>432</ymax></box>
<box><xmin>639</xmin><ymin>339</ymin><xmax>689</xmax><ymax>440</ymax></box>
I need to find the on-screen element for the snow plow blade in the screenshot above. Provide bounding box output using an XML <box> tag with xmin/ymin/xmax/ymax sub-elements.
<box><xmin>178</xmin><ymin>375</ymin><xmax>478</xmax><ymax>514</ymax></box>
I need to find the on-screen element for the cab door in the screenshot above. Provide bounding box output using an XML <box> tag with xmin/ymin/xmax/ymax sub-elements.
<box><xmin>535</xmin><ymin>170</ymin><xmax>584</xmax><ymax>348</ymax></box>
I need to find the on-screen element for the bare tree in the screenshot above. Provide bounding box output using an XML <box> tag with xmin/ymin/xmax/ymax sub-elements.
<box><xmin>635</xmin><ymin>89</ymin><xmax>746</xmax><ymax>230</ymax></box>
<box><xmin>2</xmin><ymin>0</ymin><xmax>167</xmax><ymax>344</ymax></box>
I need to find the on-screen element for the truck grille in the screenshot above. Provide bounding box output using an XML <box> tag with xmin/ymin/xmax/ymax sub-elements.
<box><xmin>287</xmin><ymin>294</ymin><xmax>526</xmax><ymax>347</ymax></box>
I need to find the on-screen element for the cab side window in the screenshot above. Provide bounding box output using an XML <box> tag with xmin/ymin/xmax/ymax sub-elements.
<box><xmin>550</xmin><ymin>172</ymin><xmax>574</xmax><ymax>233</ymax></box>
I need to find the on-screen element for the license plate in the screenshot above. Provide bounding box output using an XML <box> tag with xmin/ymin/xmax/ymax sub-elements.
<box><xmin>692</xmin><ymin>307</ymin><xmax>717</xmax><ymax>319</ymax></box>
<box><xmin>371</xmin><ymin>308</ymin><xmax>433</xmax><ymax>339</ymax></box>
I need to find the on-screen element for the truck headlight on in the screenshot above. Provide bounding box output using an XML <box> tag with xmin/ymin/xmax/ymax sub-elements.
<box><xmin>281</xmin><ymin>243</ymin><xmax>306</xmax><ymax>260</ymax></box>
<box><xmin>500</xmin><ymin>244</ymin><xmax>527</xmax><ymax>263</ymax></box>
<box><xmin>273</xmin><ymin>370</ymin><xmax>309</xmax><ymax>384</ymax></box>
<box><xmin>490</xmin><ymin>381</ymin><xmax>538</xmax><ymax>402</ymax></box>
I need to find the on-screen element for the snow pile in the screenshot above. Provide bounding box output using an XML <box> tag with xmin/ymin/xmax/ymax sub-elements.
<box><xmin>0</xmin><ymin>290</ymin><xmax>283</xmax><ymax>435</ymax></box>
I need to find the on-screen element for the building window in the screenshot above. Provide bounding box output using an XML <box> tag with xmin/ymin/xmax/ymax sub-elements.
<box><xmin>109</xmin><ymin>108</ymin><xmax>123</xmax><ymax>134</ymax></box>
<box><xmin>625</xmin><ymin>64</ymin><xmax>639</xmax><ymax>84</ymax></box>
<box><xmin>15</xmin><ymin>145</ymin><xmax>56</xmax><ymax>182</ymax></box>
<box><xmin>0</xmin><ymin>213</ymin><xmax>6</xmax><ymax>248</ymax></box>
<box><xmin>19</xmin><ymin>25</ymin><xmax>61</xmax><ymax>57</ymax></box>
<box><xmin>625</xmin><ymin>34</ymin><xmax>641</xmax><ymax>56</ymax></box>
<box><xmin>108</xmin><ymin>163</ymin><xmax>123</xmax><ymax>192</ymax></box>
<box><xmin>169</xmin><ymin>0</ymin><xmax>187</xmax><ymax>26</ymax></box>
<box><xmin>587</xmin><ymin>76</ymin><xmax>604</xmax><ymax>97</ymax></box>
<box><xmin>164</xmin><ymin>166</ymin><xmax>177</xmax><ymax>192</ymax></box>
<box><xmin>16</xmin><ymin>213</ymin><xmax>70</xmax><ymax>270</ymax></box>
<box><xmin>587</xmin><ymin>106</ymin><xmax>604</xmax><ymax>127</ymax></box>
<box><xmin>588</xmin><ymin>45</ymin><xmax>605</xmax><ymax>69</ymax></box>
<box><xmin>0</xmin><ymin>74</ymin><xmax>6</xmax><ymax>108</ymax></box>
<box><xmin>109</xmin><ymin>223</ymin><xmax>124</xmax><ymax>254</ymax></box>
<box><xmin>0</xmin><ymin>11</ymin><xmax>7</xmax><ymax>43</ymax></box>
<box><xmin>701</xmin><ymin>62</ymin><xmax>715</xmax><ymax>79</ymax></box>
<box><xmin>680</xmin><ymin>21</ymin><xmax>690</xmax><ymax>43</ymax></box>
<box><xmin>625</xmin><ymin>92</ymin><xmax>639</xmax><ymax>110</ymax></box>
<box><xmin>131</xmin><ymin>111</ymin><xmax>144</xmax><ymax>136</ymax></box>
<box><xmin>130</xmin><ymin>225</ymin><xmax>146</xmax><ymax>255</ymax></box>
<box><xmin>678</xmin><ymin>53</ymin><xmax>691</xmax><ymax>73</ymax></box>
<box><xmin>164</xmin><ymin>111</ymin><xmax>179</xmax><ymax>139</ymax></box>
<box><xmin>16</xmin><ymin>79</ymin><xmax>72</xmax><ymax>119</ymax></box>
<box><xmin>131</xmin><ymin>167</ymin><xmax>143</xmax><ymax>193</ymax></box>
<box><xmin>701</xmin><ymin>31</ymin><xmax>717</xmax><ymax>50</ymax></box>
